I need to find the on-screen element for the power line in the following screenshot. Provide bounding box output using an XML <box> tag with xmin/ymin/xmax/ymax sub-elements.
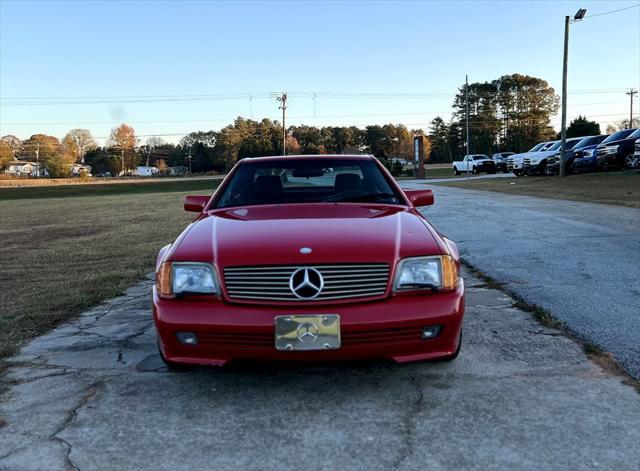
<box><xmin>583</xmin><ymin>3</ymin><xmax>640</xmax><ymax>19</ymax></box>
<box><xmin>1</xmin><ymin>88</ymin><xmax>633</xmax><ymax>106</ymax></box>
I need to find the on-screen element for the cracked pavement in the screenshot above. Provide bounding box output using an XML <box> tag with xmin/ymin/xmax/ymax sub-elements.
<box><xmin>1</xmin><ymin>270</ymin><xmax>639</xmax><ymax>471</ymax></box>
<box><xmin>405</xmin><ymin>183</ymin><xmax>640</xmax><ymax>378</ymax></box>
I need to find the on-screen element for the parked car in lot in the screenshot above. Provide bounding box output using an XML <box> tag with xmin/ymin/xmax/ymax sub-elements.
<box><xmin>492</xmin><ymin>152</ymin><xmax>515</xmax><ymax>173</ymax></box>
<box><xmin>452</xmin><ymin>154</ymin><xmax>497</xmax><ymax>175</ymax></box>
<box><xmin>154</xmin><ymin>155</ymin><xmax>464</xmax><ymax>369</ymax></box>
<box><xmin>546</xmin><ymin>135</ymin><xmax>607</xmax><ymax>174</ymax></box>
<box><xmin>570</xmin><ymin>135</ymin><xmax>609</xmax><ymax>173</ymax></box>
<box><xmin>629</xmin><ymin>137</ymin><xmax>640</xmax><ymax>169</ymax></box>
<box><xmin>508</xmin><ymin>141</ymin><xmax>555</xmax><ymax>176</ymax></box>
<box><xmin>523</xmin><ymin>138</ymin><xmax>582</xmax><ymax>175</ymax></box>
<box><xmin>595</xmin><ymin>128</ymin><xmax>639</xmax><ymax>170</ymax></box>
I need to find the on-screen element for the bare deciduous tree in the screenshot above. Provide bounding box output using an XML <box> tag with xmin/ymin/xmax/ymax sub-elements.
<box><xmin>62</xmin><ymin>129</ymin><xmax>97</xmax><ymax>163</ymax></box>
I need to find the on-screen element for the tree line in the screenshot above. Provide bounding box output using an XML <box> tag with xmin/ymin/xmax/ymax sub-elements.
<box><xmin>2</xmin><ymin>73</ymin><xmax>630</xmax><ymax>176</ymax></box>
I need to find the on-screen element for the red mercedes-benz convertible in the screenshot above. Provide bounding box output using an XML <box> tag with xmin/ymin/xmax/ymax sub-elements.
<box><xmin>153</xmin><ymin>155</ymin><xmax>464</xmax><ymax>368</ymax></box>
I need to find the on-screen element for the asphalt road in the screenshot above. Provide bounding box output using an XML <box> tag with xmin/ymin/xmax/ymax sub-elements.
<box><xmin>403</xmin><ymin>182</ymin><xmax>640</xmax><ymax>378</ymax></box>
<box><xmin>1</xmin><ymin>271</ymin><xmax>638</xmax><ymax>470</ymax></box>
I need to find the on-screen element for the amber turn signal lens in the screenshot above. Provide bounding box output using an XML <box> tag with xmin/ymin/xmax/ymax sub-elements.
<box><xmin>157</xmin><ymin>262</ymin><xmax>173</xmax><ymax>298</ymax></box>
<box><xmin>441</xmin><ymin>255</ymin><xmax>458</xmax><ymax>290</ymax></box>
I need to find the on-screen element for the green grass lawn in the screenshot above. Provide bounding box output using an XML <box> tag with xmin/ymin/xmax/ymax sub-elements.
<box><xmin>0</xmin><ymin>180</ymin><xmax>220</xmax><ymax>360</ymax></box>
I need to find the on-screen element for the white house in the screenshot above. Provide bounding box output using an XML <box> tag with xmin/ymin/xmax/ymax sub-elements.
<box><xmin>5</xmin><ymin>160</ymin><xmax>37</xmax><ymax>176</ymax></box>
<box><xmin>135</xmin><ymin>165</ymin><xmax>159</xmax><ymax>177</ymax></box>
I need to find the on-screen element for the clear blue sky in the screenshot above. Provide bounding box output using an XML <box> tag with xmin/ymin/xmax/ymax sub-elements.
<box><xmin>1</xmin><ymin>0</ymin><xmax>639</xmax><ymax>145</ymax></box>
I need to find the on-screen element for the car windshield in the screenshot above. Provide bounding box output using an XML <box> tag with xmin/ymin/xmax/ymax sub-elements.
<box><xmin>602</xmin><ymin>129</ymin><xmax>635</xmax><ymax>143</ymax></box>
<box><xmin>215</xmin><ymin>158</ymin><xmax>403</xmax><ymax>208</ymax></box>
<box><xmin>528</xmin><ymin>143</ymin><xmax>546</xmax><ymax>152</ymax></box>
<box><xmin>628</xmin><ymin>128</ymin><xmax>640</xmax><ymax>139</ymax></box>
<box><xmin>573</xmin><ymin>137</ymin><xmax>594</xmax><ymax>149</ymax></box>
<box><xmin>472</xmin><ymin>155</ymin><xmax>489</xmax><ymax>160</ymax></box>
<box><xmin>565</xmin><ymin>139</ymin><xmax>581</xmax><ymax>150</ymax></box>
<box><xmin>576</xmin><ymin>135</ymin><xmax>606</xmax><ymax>148</ymax></box>
<box><xmin>547</xmin><ymin>141</ymin><xmax>562</xmax><ymax>151</ymax></box>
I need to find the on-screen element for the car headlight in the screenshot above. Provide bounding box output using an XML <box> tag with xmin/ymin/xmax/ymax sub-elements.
<box><xmin>583</xmin><ymin>149</ymin><xmax>594</xmax><ymax>157</ymax></box>
<box><xmin>157</xmin><ymin>262</ymin><xmax>219</xmax><ymax>298</ymax></box>
<box><xmin>394</xmin><ymin>255</ymin><xmax>458</xmax><ymax>291</ymax></box>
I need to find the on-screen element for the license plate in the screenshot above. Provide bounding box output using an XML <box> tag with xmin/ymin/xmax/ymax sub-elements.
<box><xmin>274</xmin><ymin>315</ymin><xmax>340</xmax><ymax>351</ymax></box>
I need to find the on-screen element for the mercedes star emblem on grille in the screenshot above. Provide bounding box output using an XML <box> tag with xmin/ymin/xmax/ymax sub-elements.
<box><xmin>289</xmin><ymin>267</ymin><xmax>324</xmax><ymax>299</ymax></box>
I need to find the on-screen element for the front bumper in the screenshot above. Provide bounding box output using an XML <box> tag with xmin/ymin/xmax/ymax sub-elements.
<box><xmin>153</xmin><ymin>281</ymin><xmax>465</xmax><ymax>366</ymax></box>
<box><xmin>475</xmin><ymin>163</ymin><xmax>496</xmax><ymax>173</ymax></box>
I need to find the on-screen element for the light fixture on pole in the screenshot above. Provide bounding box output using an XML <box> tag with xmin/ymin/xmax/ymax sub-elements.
<box><xmin>559</xmin><ymin>8</ymin><xmax>586</xmax><ymax>178</ymax></box>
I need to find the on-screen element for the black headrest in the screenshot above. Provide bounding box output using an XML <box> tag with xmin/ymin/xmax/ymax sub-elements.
<box><xmin>254</xmin><ymin>175</ymin><xmax>283</xmax><ymax>202</ymax></box>
<box><xmin>335</xmin><ymin>173</ymin><xmax>361</xmax><ymax>192</ymax></box>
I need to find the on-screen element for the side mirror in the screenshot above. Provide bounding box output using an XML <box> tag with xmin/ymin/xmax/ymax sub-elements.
<box><xmin>405</xmin><ymin>189</ymin><xmax>434</xmax><ymax>207</ymax></box>
<box><xmin>184</xmin><ymin>195</ymin><xmax>210</xmax><ymax>212</ymax></box>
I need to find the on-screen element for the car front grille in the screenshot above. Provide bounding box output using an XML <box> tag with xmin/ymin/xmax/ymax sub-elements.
<box><xmin>223</xmin><ymin>264</ymin><xmax>390</xmax><ymax>302</ymax></box>
<box><xmin>523</xmin><ymin>157</ymin><xmax>531</xmax><ymax>166</ymax></box>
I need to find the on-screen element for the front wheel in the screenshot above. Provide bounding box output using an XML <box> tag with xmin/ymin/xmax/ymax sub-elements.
<box><xmin>624</xmin><ymin>155</ymin><xmax>636</xmax><ymax>169</ymax></box>
<box><xmin>453</xmin><ymin>168</ymin><xmax>461</xmax><ymax>176</ymax></box>
<box><xmin>513</xmin><ymin>170</ymin><xmax>523</xmax><ymax>177</ymax></box>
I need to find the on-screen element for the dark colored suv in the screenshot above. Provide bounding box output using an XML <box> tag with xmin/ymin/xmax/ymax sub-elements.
<box><xmin>571</xmin><ymin>135</ymin><xmax>608</xmax><ymax>173</ymax></box>
<box><xmin>595</xmin><ymin>128</ymin><xmax>639</xmax><ymax>170</ymax></box>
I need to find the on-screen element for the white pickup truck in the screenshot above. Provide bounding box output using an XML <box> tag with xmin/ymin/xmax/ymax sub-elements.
<box><xmin>452</xmin><ymin>154</ymin><xmax>497</xmax><ymax>175</ymax></box>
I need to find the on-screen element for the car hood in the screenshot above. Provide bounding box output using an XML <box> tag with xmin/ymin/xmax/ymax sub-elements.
<box><xmin>168</xmin><ymin>204</ymin><xmax>444</xmax><ymax>268</ymax></box>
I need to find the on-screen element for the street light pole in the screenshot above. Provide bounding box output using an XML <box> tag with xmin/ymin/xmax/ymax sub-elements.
<box><xmin>560</xmin><ymin>8</ymin><xmax>586</xmax><ymax>178</ymax></box>
<box><xmin>466</xmin><ymin>74</ymin><xmax>470</xmax><ymax>181</ymax></box>
<box><xmin>559</xmin><ymin>15</ymin><xmax>570</xmax><ymax>178</ymax></box>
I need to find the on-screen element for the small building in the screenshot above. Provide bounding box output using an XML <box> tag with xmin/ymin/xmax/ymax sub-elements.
<box><xmin>70</xmin><ymin>163</ymin><xmax>92</xmax><ymax>176</ymax></box>
<box><xmin>5</xmin><ymin>160</ymin><xmax>37</xmax><ymax>176</ymax></box>
<box><xmin>135</xmin><ymin>165</ymin><xmax>159</xmax><ymax>177</ymax></box>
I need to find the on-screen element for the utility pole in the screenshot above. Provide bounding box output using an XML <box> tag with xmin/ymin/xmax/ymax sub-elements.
<box><xmin>187</xmin><ymin>148</ymin><xmax>192</xmax><ymax>174</ymax></box>
<box><xmin>276</xmin><ymin>92</ymin><xmax>288</xmax><ymax>155</ymax></box>
<box><xmin>121</xmin><ymin>148</ymin><xmax>125</xmax><ymax>176</ymax></box>
<box><xmin>627</xmin><ymin>89</ymin><xmax>638</xmax><ymax>128</ymax></box>
<box><xmin>465</xmin><ymin>75</ymin><xmax>470</xmax><ymax>181</ymax></box>
<box><xmin>559</xmin><ymin>15</ymin><xmax>570</xmax><ymax>178</ymax></box>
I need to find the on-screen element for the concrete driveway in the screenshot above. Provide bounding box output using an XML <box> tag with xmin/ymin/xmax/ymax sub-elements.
<box><xmin>1</xmin><ymin>270</ymin><xmax>638</xmax><ymax>470</ymax></box>
<box><xmin>403</xmin><ymin>182</ymin><xmax>640</xmax><ymax>378</ymax></box>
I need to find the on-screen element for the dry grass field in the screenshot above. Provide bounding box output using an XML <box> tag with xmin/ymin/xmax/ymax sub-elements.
<box><xmin>0</xmin><ymin>180</ymin><xmax>219</xmax><ymax>360</ymax></box>
<box><xmin>431</xmin><ymin>170</ymin><xmax>640</xmax><ymax>208</ymax></box>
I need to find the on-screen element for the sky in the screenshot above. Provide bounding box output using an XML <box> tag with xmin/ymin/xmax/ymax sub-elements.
<box><xmin>1</xmin><ymin>0</ymin><xmax>639</xmax><ymax>145</ymax></box>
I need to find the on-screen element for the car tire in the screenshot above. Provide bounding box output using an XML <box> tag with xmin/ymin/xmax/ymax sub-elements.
<box><xmin>472</xmin><ymin>167</ymin><xmax>479</xmax><ymax>175</ymax></box>
<box><xmin>624</xmin><ymin>155</ymin><xmax>635</xmax><ymax>169</ymax></box>
<box><xmin>513</xmin><ymin>170</ymin><xmax>523</xmax><ymax>177</ymax></box>
<box><xmin>436</xmin><ymin>331</ymin><xmax>462</xmax><ymax>362</ymax></box>
<box><xmin>454</xmin><ymin>168</ymin><xmax>461</xmax><ymax>176</ymax></box>
<box><xmin>158</xmin><ymin>341</ymin><xmax>192</xmax><ymax>371</ymax></box>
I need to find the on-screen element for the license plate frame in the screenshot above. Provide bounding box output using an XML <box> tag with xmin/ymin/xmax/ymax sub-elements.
<box><xmin>274</xmin><ymin>314</ymin><xmax>341</xmax><ymax>351</ymax></box>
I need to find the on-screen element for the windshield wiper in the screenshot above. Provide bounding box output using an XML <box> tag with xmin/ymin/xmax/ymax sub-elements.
<box><xmin>328</xmin><ymin>193</ymin><xmax>397</xmax><ymax>203</ymax></box>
